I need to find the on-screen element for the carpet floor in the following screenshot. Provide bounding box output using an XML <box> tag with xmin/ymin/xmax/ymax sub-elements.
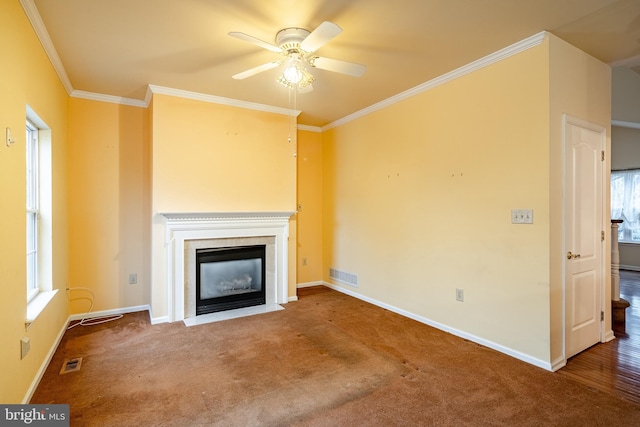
<box><xmin>32</xmin><ymin>286</ymin><xmax>640</xmax><ymax>426</ymax></box>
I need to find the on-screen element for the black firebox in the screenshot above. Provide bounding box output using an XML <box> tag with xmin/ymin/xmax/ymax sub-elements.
<box><xmin>195</xmin><ymin>245</ymin><xmax>266</xmax><ymax>315</ymax></box>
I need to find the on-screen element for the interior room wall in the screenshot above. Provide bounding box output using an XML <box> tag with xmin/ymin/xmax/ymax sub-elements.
<box><xmin>296</xmin><ymin>129</ymin><xmax>323</xmax><ymax>285</ymax></box>
<box><xmin>611</xmin><ymin>125</ymin><xmax>640</xmax><ymax>271</ymax></box>
<box><xmin>149</xmin><ymin>94</ymin><xmax>297</xmax><ymax>320</ymax></box>
<box><xmin>67</xmin><ymin>98</ymin><xmax>149</xmax><ymax>313</ymax></box>
<box><xmin>322</xmin><ymin>38</ymin><xmax>552</xmax><ymax>366</ymax></box>
<box><xmin>0</xmin><ymin>1</ymin><xmax>70</xmax><ymax>403</ymax></box>
<box><xmin>321</xmin><ymin>34</ymin><xmax>611</xmax><ymax>369</ymax></box>
<box><xmin>612</xmin><ymin>67</ymin><xmax>640</xmax><ymax>123</ymax></box>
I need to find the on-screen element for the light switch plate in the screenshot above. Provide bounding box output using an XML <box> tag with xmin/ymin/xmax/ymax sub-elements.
<box><xmin>512</xmin><ymin>209</ymin><xmax>533</xmax><ymax>224</ymax></box>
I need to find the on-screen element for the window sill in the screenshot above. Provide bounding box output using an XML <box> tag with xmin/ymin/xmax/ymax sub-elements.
<box><xmin>26</xmin><ymin>289</ymin><xmax>58</xmax><ymax>330</ymax></box>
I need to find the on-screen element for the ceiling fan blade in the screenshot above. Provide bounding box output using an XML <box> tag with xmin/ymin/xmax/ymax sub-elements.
<box><xmin>311</xmin><ymin>57</ymin><xmax>366</xmax><ymax>77</ymax></box>
<box><xmin>300</xmin><ymin>21</ymin><xmax>342</xmax><ymax>52</ymax></box>
<box><xmin>228</xmin><ymin>32</ymin><xmax>281</xmax><ymax>53</ymax></box>
<box><xmin>232</xmin><ymin>61</ymin><xmax>281</xmax><ymax>80</ymax></box>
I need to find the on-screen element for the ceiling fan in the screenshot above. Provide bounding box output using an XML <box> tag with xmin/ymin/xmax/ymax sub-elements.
<box><xmin>229</xmin><ymin>21</ymin><xmax>366</xmax><ymax>92</ymax></box>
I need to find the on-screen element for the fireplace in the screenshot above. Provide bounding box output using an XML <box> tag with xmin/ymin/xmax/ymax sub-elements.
<box><xmin>196</xmin><ymin>245</ymin><xmax>266</xmax><ymax>315</ymax></box>
<box><xmin>157</xmin><ymin>212</ymin><xmax>294</xmax><ymax>325</ymax></box>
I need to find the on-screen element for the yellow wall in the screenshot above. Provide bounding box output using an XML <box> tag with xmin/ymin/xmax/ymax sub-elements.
<box><xmin>0</xmin><ymin>1</ymin><xmax>69</xmax><ymax>403</ymax></box>
<box><xmin>67</xmin><ymin>98</ymin><xmax>149</xmax><ymax>313</ymax></box>
<box><xmin>321</xmin><ymin>34</ymin><xmax>610</xmax><ymax>367</ymax></box>
<box><xmin>296</xmin><ymin>129</ymin><xmax>323</xmax><ymax>284</ymax></box>
<box><xmin>149</xmin><ymin>94</ymin><xmax>297</xmax><ymax>319</ymax></box>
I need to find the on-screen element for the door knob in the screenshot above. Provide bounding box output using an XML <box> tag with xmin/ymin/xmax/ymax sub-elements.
<box><xmin>567</xmin><ymin>251</ymin><xmax>581</xmax><ymax>260</ymax></box>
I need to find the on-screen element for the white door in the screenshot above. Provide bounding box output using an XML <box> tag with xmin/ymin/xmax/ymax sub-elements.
<box><xmin>564</xmin><ymin>115</ymin><xmax>606</xmax><ymax>359</ymax></box>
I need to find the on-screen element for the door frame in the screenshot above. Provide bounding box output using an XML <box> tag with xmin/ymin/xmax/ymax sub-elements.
<box><xmin>562</xmin><ymin>113</ymin><xmax>611</xmax><ymax>361</ymax></box>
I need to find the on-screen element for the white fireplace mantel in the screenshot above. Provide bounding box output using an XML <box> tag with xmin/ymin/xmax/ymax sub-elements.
<box><xmin>160</xmin><ymin>211</ymin><xmax>294</xmax><ymax>322</ymax></box>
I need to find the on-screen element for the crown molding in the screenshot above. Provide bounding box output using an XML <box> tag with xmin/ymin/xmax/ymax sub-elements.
<box><xmin>297</xmin><ymin>124</ymin><xmax>322</xmax><ymax>133</ymax></box>
<box><xmin>321</xmin><ymin>31</ymin><xmax>548</xmax><ymax>132</ymax></box>
<box><xmin>612</xmin><ymin>120</ymin><xmax>640</xmax><ymax>130</ymax></box>
<box><xmin>610</xmin><ymin>54</ymin><xmax>640</xmax><ymax>68</ymax></box>
<box><xmin>21</xmin><ymin>3</ymin><xmax>546</xmax><ymax>130</ymax></box>
<box><xmin>147</xmin><ymin>85</ymin><xmax>301</xmax><ymax>117</ymax></box>
<box><xmin>20</xmin><ymin>0</ymin><xmax>73</xmax><ymax>95</ymax></box>
<box><xmin>71</xmin><ymin>90</ymin><xmax>147</xmax><ymax>108</ymax></box>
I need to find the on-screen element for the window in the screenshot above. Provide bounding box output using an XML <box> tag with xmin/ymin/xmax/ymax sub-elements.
<box><xmin>611</xmin><ymin>169</ymin><xmax>640</xmax><ymax>243</ymax></box>
<box><xmin>26</xmin><ymin>121</ymin><xmax>39</xmax><ymax>301</ymax></box>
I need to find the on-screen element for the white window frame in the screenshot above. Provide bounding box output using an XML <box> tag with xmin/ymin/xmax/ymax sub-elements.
<box><xmin>26</xmin><ymin>120</ymin><xmax>40</xmax><ymax>302</ymax></box>
<box><xmin>611</xmin><ymin>169</ymin><xmax>640</xmax><ymax>244</ymax></box>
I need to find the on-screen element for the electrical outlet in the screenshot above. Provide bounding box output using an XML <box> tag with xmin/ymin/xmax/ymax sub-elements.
<box><xmin>21</xmin><ymin>337</ymin><xmax>30</xmax><ymax>359</ymax></box>
<box><xmin>302</xmin><ymin>258</ymin><xmax>308</xmax><ymax>266</ymax></box>
<box><xmin>128</xmin><ymin>273</ymin><xmax>137</xmax><ymax>285</ymax></box>
<box><xmin>456</xmin><ymin>288</ymin><xmax>464</xmax><ymax>302</ymax></box>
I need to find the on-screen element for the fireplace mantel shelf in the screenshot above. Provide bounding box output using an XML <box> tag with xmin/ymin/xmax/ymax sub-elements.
<box><xmin>160</xmin><ymin>212</ymin><xmax>295</xmax><ymax>222</ymax></box>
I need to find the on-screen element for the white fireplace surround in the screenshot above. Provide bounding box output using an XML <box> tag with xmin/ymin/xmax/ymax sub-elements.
<box><xmin>161</xmin><ymin>212</ymin><xmax>293</xmax><ymax>322</ymax></box>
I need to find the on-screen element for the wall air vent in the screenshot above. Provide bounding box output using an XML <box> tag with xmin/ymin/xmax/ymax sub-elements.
<box><xmin>329</xmin><ymin>268</ymin><xmax>359</xmax><ymax>287</ymax></box>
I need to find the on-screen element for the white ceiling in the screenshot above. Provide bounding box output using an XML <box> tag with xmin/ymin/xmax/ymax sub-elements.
<box><xmin>27</xmin><ymin>0</ymin><xmax>640</xmax><ymax>127</ymax></box>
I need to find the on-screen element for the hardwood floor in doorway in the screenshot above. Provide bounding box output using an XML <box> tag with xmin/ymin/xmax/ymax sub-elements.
<box><xmin>558</xmin><ymin>270</ymin><xmax>640</xmax><ymax>405</ymax></box>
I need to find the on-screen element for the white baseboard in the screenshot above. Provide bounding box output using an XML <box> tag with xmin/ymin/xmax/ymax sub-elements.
<box><xmin>22</xmin><ymin>318</ymin><xmax>68</xmax><ymax>404</ymax></box>
<box><xmin>321</xmin><ymin>281</ymin><xmax>554</xmax><ymax>372</ymax></box>
<box><xmin>296</xmin><ymin>281</ymin><xmax>324</xmax><ymax>288</ymax></box>
<box><xmin>550</xmin><ymin>356</ymin><xmax>566</xmax><ymax>372</ymax></box>
<box><xmin>620</xmin><ymin>265</ymin><xmax>640</xmax><ymax>272</ymax></box>
<box><xmin>68</xmin><ymin>304</ymin><xmax>150</xmax><ymax>322</ymax></box>
<box><xmin>150</xmin><ymin>315</ymin><xmax>169</xmax><ymax>324</ymax></box>
<box><xmin>604</xmin><ymin>329</ymin><xmax>616</xmax><ymax>342</ymax></box>
<box><xmin>288</xmin><ymin>295</ymin><xmax>299</xmax><ymax>302</ymax></box>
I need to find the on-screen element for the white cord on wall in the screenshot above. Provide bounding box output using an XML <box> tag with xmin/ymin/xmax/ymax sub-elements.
<box><xmin>66</xmin><ymin>287</ymin><xmax>123</xmax><ymax>330</ymax></box>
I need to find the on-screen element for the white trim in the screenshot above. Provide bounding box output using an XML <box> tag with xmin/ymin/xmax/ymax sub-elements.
<box><xmin>160</xmin><ymin>212</ymin><xmax>294</xmax><ymax>322</ymax></box>
<box><xmin>322</xmin><ymin>281</ymin><xmax>554</xmax><ymax>371</ymax></box>
<box><xmin>610</xmin><ymin>53</ymin><xmax>640</xmax><ymax>68</ymax></box>
<box><xmin>21</xmin><ymin>313</ymin><xmax>68</xmax><ymax>404</ymax></box>
<box><xmin>620</xmin><ymin>264</ymin><xmax>640</xmax><ymax>272</ymax></box>
<box><xmin>150</xmin><ymin>315</ymin><xmax>170</xmax><ymax>325</ymax></box>
<box><xmin>67</xmin><ymin>304</ymin><xmax>150</xmax><ymax>321</ymax></box>
<box><xmin>612</xmin><ymin>120</ymin><xmax>640</xmax><ymax>130</ymax></box>
<box><xmin>550</xmin><ymin>356</ymin><xmax>566</xmax><ymax>372</ymax></box>
<box><xmin>26</xmin><ymin>290</ymin><xmax>58</xmax><ymax>327</ymax></box>
<box><xmin>321</xmin><ymin>31</ymin><xmax>547</xmax><ymax>131</ymax></box>
<box><xmin>604</xmin><ymin>329</ymin><xmax>616</xmax><ymax>342</ymax></box>
<box><xmin>19</xmin><ymin>0</ymin><xmax>74</xmax><ymax>95</ymax></box>
<box><xmin>147</xmin><ymin>85</ymin><xmax>301</xmax><ymax>117</ymax></box>
<box><xmin>297</xmin><ymin>281</ymin><xmax>324</xmax><ymax>288</ymax></box>
<box><xmin>561</xmin><ymin>114</ymin><xmax>609</xmax><ymax>364</ymax></box>
<box><xmin>71</xmin><ymin>90</ymin><xmax>146</xmax><ymax>108</ymax></box>
<box><xmin>297</xmin><ymin>124</ymin><xmax>322</xmax><ymax>133</ymax></box>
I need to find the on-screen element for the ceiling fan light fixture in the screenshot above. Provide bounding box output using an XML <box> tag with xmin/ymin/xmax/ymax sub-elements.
<box><xmin>283</xmin><ymin>59</ymin><xmax>303</xmax><ymax>84</ymax></box>
<box><xmin>277</xmin><ymin>57</ymin><xmax>315</xmax><ymax>89</ymax></box>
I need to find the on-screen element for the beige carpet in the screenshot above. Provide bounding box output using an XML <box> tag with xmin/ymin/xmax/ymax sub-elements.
<box><xmin>32</xmin><ymin>286</ymin><xmax>640</xmax><ymax>426</ymax></box>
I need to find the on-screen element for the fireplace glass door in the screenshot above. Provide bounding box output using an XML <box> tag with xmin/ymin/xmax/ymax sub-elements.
<box><xmin>196</xmin><ymin>245</ymin><xmax>266</xmax><ymax>315</ymax></box>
